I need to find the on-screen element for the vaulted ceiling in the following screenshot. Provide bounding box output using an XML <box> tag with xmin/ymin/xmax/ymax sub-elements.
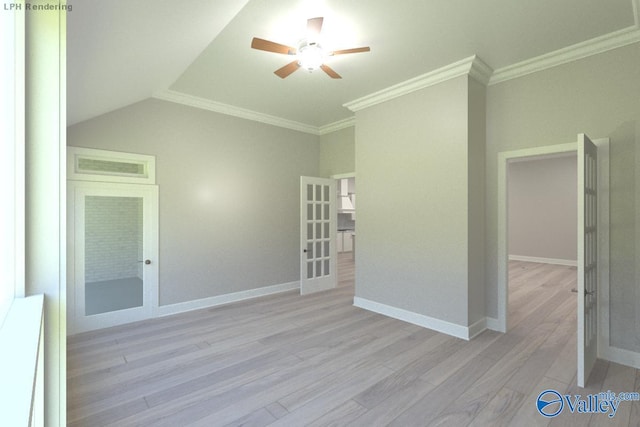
<box><xmin>67</xmin><ymin>0</ymin><xmax>640</xmax><ymax>130</ymax></box>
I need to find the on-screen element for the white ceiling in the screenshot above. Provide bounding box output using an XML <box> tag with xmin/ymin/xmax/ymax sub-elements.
<box><xmin>68</xmin><ymin>0</ymin><xmax>639</xmax><ymax>128</ymax></box>
<box><xmin>67</xmin><ymin>0</ymin><xmax>251</xmax><ymax>125</ymax></box>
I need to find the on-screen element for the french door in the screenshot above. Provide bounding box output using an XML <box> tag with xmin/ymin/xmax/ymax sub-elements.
<box><xmin>67</xmin><ymin>181</ymin><xmax>158</xmax><ymax>333</ymax></box>
<box><xmin>300</xmin><ymin>177</ymin><xmax>337</xmax><ymax>295</ymax></box>
<box><xmin>577</xmin><ymin>133</ymin><xmax>598</xmax><ymax>387</ymax></box>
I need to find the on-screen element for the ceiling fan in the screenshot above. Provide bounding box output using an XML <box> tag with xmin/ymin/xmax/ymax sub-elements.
<box><xmin>251</xmin><ymin>17</ymin><xmax>370</xmax><ymax>79</ymax></box>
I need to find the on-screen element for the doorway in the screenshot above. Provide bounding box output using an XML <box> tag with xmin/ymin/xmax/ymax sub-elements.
<box><xmin>333</xmin><ymin>173</ymin><xmax>356</xmax><ymax>289</ymax></box>
<box><xmin>67</xmin><ymin>181</ymin><xmax>159</xmax><ymax>334</ymax></box>
<box><xmin>496</xmin><ymin>136</ymin><xmax>610</xmax><ymax>387</ymax></box>
<box><xmin>507</xmin><ymin>152</ymin><xmax>578</xmax><ymax>329</ymax></box>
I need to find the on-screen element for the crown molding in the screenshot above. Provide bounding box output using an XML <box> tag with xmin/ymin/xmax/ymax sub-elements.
<box><xmin>319</xmin><ymin>116</ymin><xmax>356</xmax><ymax>135</ymax></box>
<box><xmin>152</xmin><ymin>90</ymin><xmax>321</xmax><ymax>135</ymax></box>
<box><xmin>343</xmin><ymin>55</ymin><xmax>492</xmax><ymax>112</ymax></box>
<box><xmin>468</xmin><ymin>56</ymin><xmax>494</xmax><ymax>85</ymax></box>
<box><xmin>155</xmin><ymin>22</ymin><xmax>640</xmax><ymax>134</ymax></box>
<box><xmin>490</xmin><ymin>25</ymin><xmax>640</xmax><ymax>85</ymax></box>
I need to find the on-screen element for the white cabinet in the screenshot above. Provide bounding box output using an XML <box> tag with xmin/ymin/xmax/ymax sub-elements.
<box><xmin>337</xmin><ymin>178</ymin><xmax>356</xmax><ymax>213</ymax></box>
<box><xmin>343</xmin><ymin>232</ymin><xmax>353</xmax><ymax>252</ymax></box>
<box><xmin>337</xmin><ymin>231</ymin><xmax>354</xmax><ymax>253</ymax></box>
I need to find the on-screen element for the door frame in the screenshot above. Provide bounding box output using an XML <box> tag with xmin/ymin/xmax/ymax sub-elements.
<box><xmin>67</xmin><ymin>180</ymin><xmax>159</xmax><ymax>334</ymax></box>
<box><xmin>496</xmin><ymin>139</ymin><xmax>609</xmax><ymax>358</ymax></box>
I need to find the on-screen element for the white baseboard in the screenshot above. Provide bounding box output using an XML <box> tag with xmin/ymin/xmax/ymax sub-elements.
<box><xmin>353</xmin><ymin>296</ymin><xmax>479</xmax><ymax>341</ymax></box>
<box><xmin>509</xmin><ymin>255</ymin><xmax>577</xmax><ymax>267</ymax></box>
<box><xmin>601</xmin><ymin>344</ymin><xmax>640</xmax><ymax>370</ymax></box>
<box><xmin>468</xmin><ymin>318</ymin><xmax>488</xmax><ymax>340</ymax></box>
<box><xmin>485</xmin><ymin>317</ymin><xmax>503</xmax><ymax>333</ymax></box>
<box><xmin>157</xmin><ymin>281</ymin><xmax>300</xmax><ymax>317</ymax></box>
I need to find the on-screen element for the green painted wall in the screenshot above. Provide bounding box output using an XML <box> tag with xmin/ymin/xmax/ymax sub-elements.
<box><xmin>354</xmin><ymin>76</ymin><xmax>475</xmax><ymax>326</ymax></box>
<box><xmin>486</xmin><ymin>43</ymin><xmax>640</xmax><ymax>352</ymax></box>
<box><xmin>319</xmin><ymin>126</ymin><xmax>355</xmax><ymax>177</ymax></box>
<box><xmin>68</xmin><ymin>98</ymin><xmax>319</xmax><ymax>306</ymax></box>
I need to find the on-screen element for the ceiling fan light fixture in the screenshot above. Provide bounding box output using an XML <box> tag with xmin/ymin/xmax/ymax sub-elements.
<box><xmin>250</xmin><ymin>17</ymin><xmax>369</xmax><ymax>79</ymax></box>
<box><xmin>297</xmin><ymin>41</ymin><xmax>325</xmax><ymax>71</ymax></box>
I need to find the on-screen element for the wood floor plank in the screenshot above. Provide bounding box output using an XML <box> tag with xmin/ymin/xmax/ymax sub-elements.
<box><xmin>543</xmin><ymin>330</ymin><xmax>577</xmax><ymax>385</ymax></box>
<box><xmin>69</xmin><ymin>397</ymin><xmax>149</xmax><ymax>427</ymax></box>
<box><xmin>505</xmin><ymin>302</ymin><xmax>577</xmax><ymax>395</ymax></box>
<box><xmin>68</xmin><ymin>342</ymin><xmax>202</xmax><ymax>389</ymax></box>
<box><xmin>68</xmin><ymin>340</ymin><xmax>277</xmax><ymax>415</ymax></box>
<box><xmin>365</xmin><ymin>327</ymin><xmax>436</xmax><ymax>364</ymax></box>
<box><xmin>388</xmin><ymin>355</ymin><xmax>498</xmax><ymax>426</ymax></box>
<box><xmin>507</xmin><ymin>376</ymin><xmax>569</xmax><ymax>427</ymax></box>
<box><xmin>381</xmin><ymin>332</ymin><xmax>460</xmax><ymax>372</ymax></box>
<box><xmin>276</xmin><ymin>358</ymin><xmax>391</xmax><ymax>413</ymax></box>
<box><xmin>264</xmin><ymin>401</ymin><xmax>289</xmax><ymax>420</ymax></box>
<box><xmin>425</xmin><ymin>325</ymin><xmax>551</xmax><ymax>426</ymax></box>
<box><xmin>350</xmin><ymin>378</ymin><xmax>436</xmax><ymax>426</ymax></box>
<box><xmin>467</xmin><ymin>386</ymin><xmax>526</xmax><ymax>427</ymax></box>
<box><xmin>143</xmin><ymin>350</ymin><xmax>301</xmax><ymax>409</ymax></box>
<box><xmin>420</xmin><ymin>330</ymin><xmax>501</xmax><ymax>386</ymax></box>
<box><xmin>258</xmin><ymin>362</ymin><xmax>395</xmax><ymax>427</ymax></box>
<box><xmin>630</xmin><ymin>371</ymin><xmax>640</xmax><ymax>427</ymax></box>
<box><xmin>66</xmin><ymin>257</ymin><xmax>640</xmax><ymax>427</ymax></box>
<box><xmin>111</xmin><ymin>330</ymin><xmax>397</xmax><ymax>426</ymax></box>
<box><xmin>305</xmin><ymin>399</ymin><xmax>369</xmax><ymax>427</ymax></box>
<box><xmin>222</xmin><ymin>407</ymin><xmax>276</xmax><ymax>427</ymax></box>
<box><xmin>549</xmin><ymin>359</ymin><xmax>609</xmax><ymax>427</ymax></box>
<box><xmin>590</xmin><ymin>362</ymin><xmax>637</xmax><ymax>427</ymax></box>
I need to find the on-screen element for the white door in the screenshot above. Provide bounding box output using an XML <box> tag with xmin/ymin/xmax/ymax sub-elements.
<box><xmin>300</xmin><ymin>177</ymin><xmax>337</xmax><ymax>295</ymax></box>
<box><xmin>68</xmin><ymin>181</ymin><xmax>159</xmax><ymax>333</ymax></box>
<box><xmin>577</xmin><ymin>133</ymin><xmax>598</xmax><ymax>387</ymax></box>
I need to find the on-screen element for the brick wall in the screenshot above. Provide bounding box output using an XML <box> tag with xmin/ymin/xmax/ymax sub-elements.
<box><xmin>85</xmin><ymin>196</ymin><xmax>143</xmax><ymax>283</ymax></box>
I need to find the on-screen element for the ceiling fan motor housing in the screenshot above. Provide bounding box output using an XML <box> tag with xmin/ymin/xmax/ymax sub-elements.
<box><xmin>298</xmin><ymin>40</ymin><xmax>325</xmax><ymax>71</ymax></box>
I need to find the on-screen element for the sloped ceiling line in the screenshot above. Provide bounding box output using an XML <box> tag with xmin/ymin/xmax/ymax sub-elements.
<box><xmin>156</xmin><ymin>55</ymin><xmax>493</xmax><ymax>135</ymax></box>
<box><xmin>157</xmin><ymin>20</ymin><xmax>640</xmax><ymax>134</ymax></box>
<box><xmin>69</xmin><ymin>0</ymin><xmax>638</xmax><ymax>133</ymax></box>
<box><xmin>152</xmin><ymin>89</ymin><xmax>320</xmax><ymax>135</ymax></box>
<box><xmin>152</xmin><ymin>90</ymin><xmax>355</xmax><ymax>136</ymax></box>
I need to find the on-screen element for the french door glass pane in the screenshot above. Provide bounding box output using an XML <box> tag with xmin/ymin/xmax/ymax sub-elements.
<box><xmin>307</xmin><ymin>261</ymin><xmax>313</xmax><ymax>279</ymax></box>
<box><xmin>303</xmin><ymin>182</ymin><xmax>334</xmax><ymax>281</ymax></box>
<box><xmin>84</xmin><ymin>196</ymin><xmax>144</xmax><ymax>315</ymax></box>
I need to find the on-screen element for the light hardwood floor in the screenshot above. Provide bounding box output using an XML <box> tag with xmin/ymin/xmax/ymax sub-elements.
<box><xmin>67</xmin><ymin>256</ymin><xmax>640</xmax><ymax>426</ymax></box>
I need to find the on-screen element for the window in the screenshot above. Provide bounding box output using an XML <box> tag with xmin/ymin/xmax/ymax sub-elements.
<box><xmin>0</xmin><ymin>6</ymin><xmax>25</xmax><ymax>326</ymax></box>
<box><xmin>67</xmin><ymin>147</ymin><xmax>156</xmax><ymax>184</ymax></box>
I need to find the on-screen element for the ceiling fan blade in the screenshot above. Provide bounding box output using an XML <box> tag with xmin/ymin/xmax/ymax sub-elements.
<box><xmin>251</xmin><ymin>37</ymin><xmax>296</xmax><ymax>55</ymax></box>
<box><xmin>307</xmin><ymin>17</ymin><xmax>324</xmax><ymax>35</ymax></box>
<box><xmin>330</xmin><ymin>46</ymin><xmax>371</xmax><ymax>56</ymax></box>
<box><xmin>320</xmin><ymin>64</ymin><xmax>342</xmax><ymax>79</ymax></box>
<box><xmin>274</xmin><ymin>60</ymin><xmax>301</xmax><ymax>78</ymax></box>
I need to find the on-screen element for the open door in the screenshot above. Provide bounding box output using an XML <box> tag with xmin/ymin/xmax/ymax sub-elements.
<box><xmin>577</xmin><ymin>133</ymin><xmax>598</xmax><ymax>387</ymax></box>
<box><xmin>300</xmin><ymin>177</ymin><xmax>337</xmax><ymax>295</ymax></box>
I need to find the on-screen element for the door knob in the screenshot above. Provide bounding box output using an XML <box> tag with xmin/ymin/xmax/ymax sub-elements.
<box><xmin>138</xmin><ymin>260</ymin><xmax>152</xmax><ymax>265</ymax></box>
